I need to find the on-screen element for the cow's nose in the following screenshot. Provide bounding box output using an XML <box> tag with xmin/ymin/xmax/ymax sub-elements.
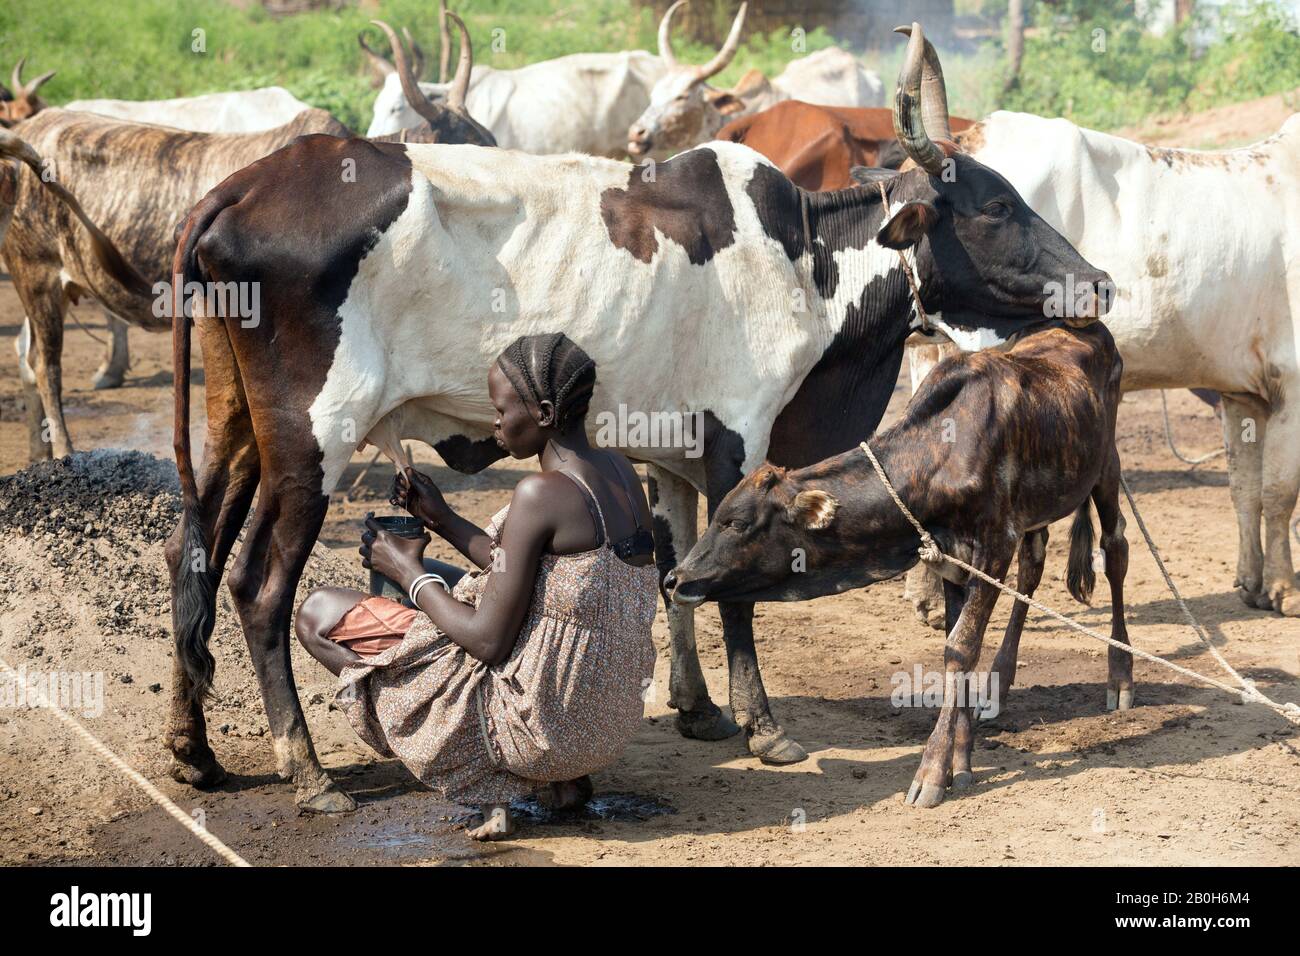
<box><xmin>628</xmin><ymin>127</ymin><xmax>649</xmax><ymax>154</ymax></box>
<box><xmin>662</xmin><ymin>570</ymin><xmax>679</xmax><ymax>594</ymax></box>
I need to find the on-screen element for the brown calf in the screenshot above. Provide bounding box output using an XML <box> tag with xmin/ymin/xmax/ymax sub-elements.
<box><xmin>667</xmin><ymin>322</ymin><xmax>1131</xmax><ymax>808</ymax></box>
<box><xmin>0</xmin><ymin>59</ymin><xmax>55</xmax><ymax>126</ymax></box>
<box><xmin>717</xmin><ymin>101</ymin><xmax>973</xmax><ymax>191</ymax></box>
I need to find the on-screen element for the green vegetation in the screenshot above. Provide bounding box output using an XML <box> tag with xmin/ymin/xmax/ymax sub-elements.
<box><xmin>1</xmin><ymin>0</ymin><xmax>1297</xmax><ymax>134</ymax></box>
<box><xmin>1003</xmin><ymin>0</ymin><xmax>1300</xmax><ymax>130</ymax></box>
<box><xmin>0</xmin><ymin>0</ymin><xmax>836</xmax><ymax>132</ymax></box>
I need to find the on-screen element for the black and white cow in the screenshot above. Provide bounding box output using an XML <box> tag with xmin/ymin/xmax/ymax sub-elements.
<box><xmin>165</xmin><ymin>25</ymin><xmax>1110</xmax><ymax>810</ymax></box>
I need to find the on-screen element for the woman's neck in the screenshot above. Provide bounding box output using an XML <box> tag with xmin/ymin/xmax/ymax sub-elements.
<box><xmin>539</xmin><ymin>427</ymin><xmax>594</xmax><ymax>470</ymax></box>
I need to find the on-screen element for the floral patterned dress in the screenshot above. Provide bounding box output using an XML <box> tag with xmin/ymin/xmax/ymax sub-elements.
<box><xmin>335</xmin><ymin>475</ymin><xmax>659</xmax><ymax>805</ymax></box>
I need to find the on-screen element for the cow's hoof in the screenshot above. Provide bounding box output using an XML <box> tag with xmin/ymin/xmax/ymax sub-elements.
<box><xmin>1106</xmin><ymin>688</ymin><xmax>1135</xmax><ymax>711</ymax></box>
<box><xmin>674</xmin><ymin>703</ymin><xmax>741</xmax><ymax>741</ymax></box>
<box><xmin>951</xmin><ymin>770</ymin><xmax>974</xmax><ymax>790</ymax></box>
<box><xmin>167</xmin><ymin>738</ymin><xmax>227</xmax><ymax>789</ymax></box>
<box><xmin>905</xmin><ymin>780</ymin><xmax>946</xmax><ymax>808</ymax></box>
<box><xmin>1236</xmin><ymin>586</ymin><xmax>1263</xmax><ymax>609</ymax></box>
<box><xmin>1275</xmin><ymin>588</ymin><xmax>1300</xmax><ymax>618</ymax></box>
<box><xmin>92</xmin><ymin>368</ymin><xmax>126</xmax><ymax>390</ymax></box>
<box><xmin>749</xmin><ymin>730</ymin><xmax>808</xmax><ymax>765</ymax></box>
<box><xmin>297</xmin><ymin>784</ymin><xmax>357</xmax><ymax>815</ymax></box>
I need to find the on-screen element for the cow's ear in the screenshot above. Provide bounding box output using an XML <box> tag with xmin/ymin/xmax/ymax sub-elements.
<box><xmin>788</xmin><ymin>489</ymin><xmax>838</xmax><ymax>531</ymax></box>
<box><xmin>705</xmin><ymin>89</ymin><xmax>745</xmax><ymax>116</ymax></box>
<box><xmin>876</xmin><ymin>200</ymin><xmax>939</xmax><ymax>250</ymax></box>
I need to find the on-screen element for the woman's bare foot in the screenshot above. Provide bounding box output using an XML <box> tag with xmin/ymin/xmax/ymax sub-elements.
<box><xmin>467</xmin><ymin>803</ymin><xmax>515</xmax><ymax>841</ymax></box>
<box><xmin>544</xmin><ymin>776</ymin><xmax>593</xmax><ymax>811</ymax></box>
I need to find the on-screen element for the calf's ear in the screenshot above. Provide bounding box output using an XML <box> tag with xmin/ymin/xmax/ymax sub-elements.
<box><xmin>876</xmin><ymin>200</ymin><xmax>938</xmax><ymax>250</ymax></box>
<box><xmin>788</xmin><ymin>489</ymin><xmax>838</xmax><ymax>531</ymax></box>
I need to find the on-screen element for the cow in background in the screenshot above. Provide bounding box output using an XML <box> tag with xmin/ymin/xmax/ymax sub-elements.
<box><xmin>626</xmin><ymin>2</ymin><xmax>883</xmax><ymax>159</ymax></box>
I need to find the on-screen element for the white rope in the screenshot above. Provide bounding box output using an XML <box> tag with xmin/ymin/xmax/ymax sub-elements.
<box><xmin>1160</xmin><ymin>390</ymin><xmax>1223</xmax><ymax>466</ymax></box>
<box><xmin>857</xmin><ymin>441</ymin><xmax>1300</xmax><ymax>726</ymax></box>
<box><xmin>0</xmin><ymin>653</ymin><xmax>252</xmax><ymax>867</ymax></box>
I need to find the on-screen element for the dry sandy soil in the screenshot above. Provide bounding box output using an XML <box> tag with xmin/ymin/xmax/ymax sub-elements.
<box><xmin>1</xmin><ymin>96</ymin><xmax>1298</xmax><ymax>866</ymax></box>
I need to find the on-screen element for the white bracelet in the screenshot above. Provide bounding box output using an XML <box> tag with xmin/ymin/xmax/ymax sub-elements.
<box><xmin>408</xmin><ymin>573</ymin><xmax>449</xmax><ymax>605</ymax></box>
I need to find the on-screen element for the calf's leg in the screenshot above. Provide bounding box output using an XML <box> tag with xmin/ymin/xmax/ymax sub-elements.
<box><xmin>908</xmin><ymin>547</ymin><xmax>1012</xmax><ymax>808</ymax></box>
<box><xmin>985</xmin><ymin>529</ymin><xmax>1048</xmax><ymax>719</ymax></box>
<box><xmin>1093</xmin><ymin>456</ymin><xmax>1134</xmax><ymax>709</ymax></box>
<box><xmin>15</xmin><ymin>317</ymin><xmax>47</xmax><ymax>462</ymax></box>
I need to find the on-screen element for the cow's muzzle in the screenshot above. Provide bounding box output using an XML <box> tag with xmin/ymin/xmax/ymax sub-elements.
<box><xmin>663</xmin><ymin>568</ymin><xmax>706</xmax><ymax>606</ymax></box>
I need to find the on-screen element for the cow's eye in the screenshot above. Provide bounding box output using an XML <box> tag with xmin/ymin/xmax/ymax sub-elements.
<box><xmin>723</xmin><ymin>517</ymin><xmax>749</xmax><ymax>533</ymax></box>
<box><xmin>983</xmin><ymin>201</ymin><xmax>1010</xmax><ymax>221</ymax></box>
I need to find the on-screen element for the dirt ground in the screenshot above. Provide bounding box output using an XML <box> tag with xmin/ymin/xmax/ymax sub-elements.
<box><xmin>2</xmin><ymin>96</ymin><xmax>1299</xmax><ymax>866</ymax></box>
<box><xmin>1</xmin><ymin>276</ymin><xmax>1297</xmax><ymax>868</ymax></box>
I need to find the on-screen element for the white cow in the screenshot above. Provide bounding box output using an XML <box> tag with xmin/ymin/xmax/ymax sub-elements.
<box><xmin>364</xmin><ymin>51</ymin><xmax>667</xmax><ymax>157</ymax></box>
<box><xmin>63</xmin><ymin>86</ymin><xmax>314</xmax><ymax>133</ymax></box>
<box><xmin>626</xmin><ymin>2</ymin><xmax>883</xmax><ymax>159</ymax></box>
<box><xmin>907</xmin><ymin>109</ymin><xmax>1300</xmax><ymax>619</ymax></box>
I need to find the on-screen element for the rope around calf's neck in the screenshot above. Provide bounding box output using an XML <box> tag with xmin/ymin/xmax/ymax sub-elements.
<box><xmin>856</xmin><ymin>441</ymin><xmax>1300</xmax><ymax>726</ymax></box>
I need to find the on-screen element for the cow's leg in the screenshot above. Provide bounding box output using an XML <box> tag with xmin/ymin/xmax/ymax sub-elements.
<box><xmin>703</xmin><ymin>471</ymin><xmax>806</xmax><ymax>763</ymax></box>
<box><xmin>646</xmin><ymin>465</ymin><xmax>739</xmax><ymax>741</ymax></box>
<box><xmin>226</xmin><ymin>467</ymin><xmax>351</xmax><ymax>812</ymax></box>
<box><xmin>1259</xmin><ymin>400</ymin><xmax>1300</xmax><ymax>616</ymax></box>
<box><xmin>91</xmin><ymin>311</ymin><xmax>130</xmax><ymax>390</ymax></box>
<box><xmin>907</xmin><ymin>546</ymin><xmax>1012</xmax><ymax>808</ymax></box>
<box><xmin>12</xmin><ymin>273</ymin><xmax>72</xmax><ymax>458</ymax></box>
<box><xmin>903</xmin><ymin>339</ymin><xmax>957</xmax><ymax>630</ymax></box>
<box><xmin>163</xmin><ymin>316</ymin><xmax>261</xmax><ymax>785</ymax></box>
<box><xmin>1221</xmin><ymin>394</ymin><xmax>1267</xmax><ymax>607</ymax></box>
<box><xmin>985</xmin><ymin>529</ymin><xmax>1048</xmax><ymax>720</ymax></box>
<box><xmin>1093</xmin><ymin>453</ymin><xmax>1134</xmax><ymax>709</ymax></box>
<box><xmin>14</xmin><ymin>317</ymin><xmax>48</xmax><ymax>462</ymax></box>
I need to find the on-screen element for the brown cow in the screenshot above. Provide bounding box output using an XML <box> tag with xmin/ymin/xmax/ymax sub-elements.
<box><xmin>666</xmin><ymin>322</ymin><xmax>1131</xmax><ymax>808</ymax></box>
<box><xmin>717</xmin><ymin>100</ymin><xmax>974</xmax><ymax>191</ymax></box>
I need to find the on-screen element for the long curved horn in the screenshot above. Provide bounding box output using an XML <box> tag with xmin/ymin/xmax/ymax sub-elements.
<box><xmin>696</xmin><ymin>2</ymin><xmax>747</xmax><ymax>80</ymax></box>
<box><xmin>24</xmin><ymin>70</ymin><xmax>55</xmax><ymax>97</ymax></box>
<box><xmin>371</xmin><ymin>20</ymin><xmax>443</xmax><ymax>127</ymax></box>
<box><xmin>358</xmin><ymin>31</ymin><xmax>395</xmax><ymax>78</ymax></box>
<box><xmin>403</xmin><ymin>27</ymin><xmax>426</xmax><ymax>81</ymax></box>
<box><xmin>11</xmin><ymin>57</ymin><xmax>25</xmax><ymax>94</ymax></box>
<box><xmin>444</xmin><ymin>12</ymin><xmax>474</xmax><ymax>112</ymax></box>
<box><xmin>893</xmin><ymin>23</ymin><xmax>951</xmax><ymax>142</ymax></box>
<box><xmin>438</xmin><ymin>0</ymin><xmax>451</xmax><ymax>83</ymax></box>
<box><xmin>891</xmin><ymin>22</ymin><xmax>946</xmax><ymax>176</ymax></box>
<box><xmin>657</xmin><ymin>0</ymin><xmax>686</xmax><ymax>69</ymax></box>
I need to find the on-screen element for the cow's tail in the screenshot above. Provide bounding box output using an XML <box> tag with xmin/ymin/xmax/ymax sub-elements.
<box><xmin>169</xmin><ymin>192</ymin><xmax>233</xmax><ymax>701</ymax></box>
<box><xmin>0</xmin><ymin>126</ymin><xmax>152</xmax><ymax>299</ymax></box>
<box><xmin>1066</xmin><ymin>498</ymin><xmax>1096</xmax><ymax>606</ymax></box>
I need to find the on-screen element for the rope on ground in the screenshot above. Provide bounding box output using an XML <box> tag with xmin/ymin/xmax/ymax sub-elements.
<box><xmin>1160</xmin><ymin>389</ymin><xmax>1223</xmax><ymax>466</ymax></box>
<box><xmin>0</xmin><ymin>653</ymin><xmax>252</xmax><ymax>867</ymax></box>
<box><xmin>857</xmin><ymin>441</ymin><xmax>1300</xmax><ymax>727</ymax></box>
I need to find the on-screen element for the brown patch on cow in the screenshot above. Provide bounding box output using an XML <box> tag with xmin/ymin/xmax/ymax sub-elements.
<box><xmin>954</xmin><ymin>121</ymin><xmax>985</xmax><ymax>155</ymax></box>
<box><xmin>599</xmin><ymin>148</ymin><xmax>737</xmax><ymax>264</ymax></box>
<box><xmin>1146</xmin><ymin>253</ymin><xmax>1168</xmax><ymax>278</ymax></box>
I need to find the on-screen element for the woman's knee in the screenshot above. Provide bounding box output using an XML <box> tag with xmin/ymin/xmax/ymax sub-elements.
<box><xmin>295</xmin><ymin>587</ymin><xmax>364</xmax><ymax>646</ymax></box>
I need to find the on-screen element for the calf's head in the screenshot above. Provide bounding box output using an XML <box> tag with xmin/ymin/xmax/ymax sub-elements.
<box><xmin>627</xmin><ymin>1</ymin><xmax>749</xmax><ymax>158</ymax></box>
<box><xmin>851</xmin><ymin>24</ymin><xmax>1111</xmax><ymax>341</ymax></box>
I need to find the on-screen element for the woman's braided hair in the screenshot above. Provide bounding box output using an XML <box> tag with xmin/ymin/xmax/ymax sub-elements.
<box><xmin>496</xmin><ymin>333</ymin><xmax>597</xmax><ymax>433</ymax></box>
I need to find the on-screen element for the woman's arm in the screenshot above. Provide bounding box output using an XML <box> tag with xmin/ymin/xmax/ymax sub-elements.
<box><xmin>373</xmin><ymin>475</ymin><xmax>560</xmax><ymax>665</ymax></box>
<box><xmin>394</xmin><ymin>469</ymin><xmax>494</xmax><ymax>568</ymax></box>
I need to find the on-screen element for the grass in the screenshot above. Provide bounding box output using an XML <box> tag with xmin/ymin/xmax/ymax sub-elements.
<box><xmin>2</xmin><ymin>0</ymin><xmax>1298</xmax><ymax>134</ymax></box>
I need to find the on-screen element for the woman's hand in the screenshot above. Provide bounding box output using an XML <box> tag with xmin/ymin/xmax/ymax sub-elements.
<box><xmin>392</xmin><ymin>468</ymin><xmax>451</xmax><ymax>530</ymax></box>
<box><xmin>360</xmin><ymin>513</ymin><xmax>430</xmax><ymax>592</ymax></box>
